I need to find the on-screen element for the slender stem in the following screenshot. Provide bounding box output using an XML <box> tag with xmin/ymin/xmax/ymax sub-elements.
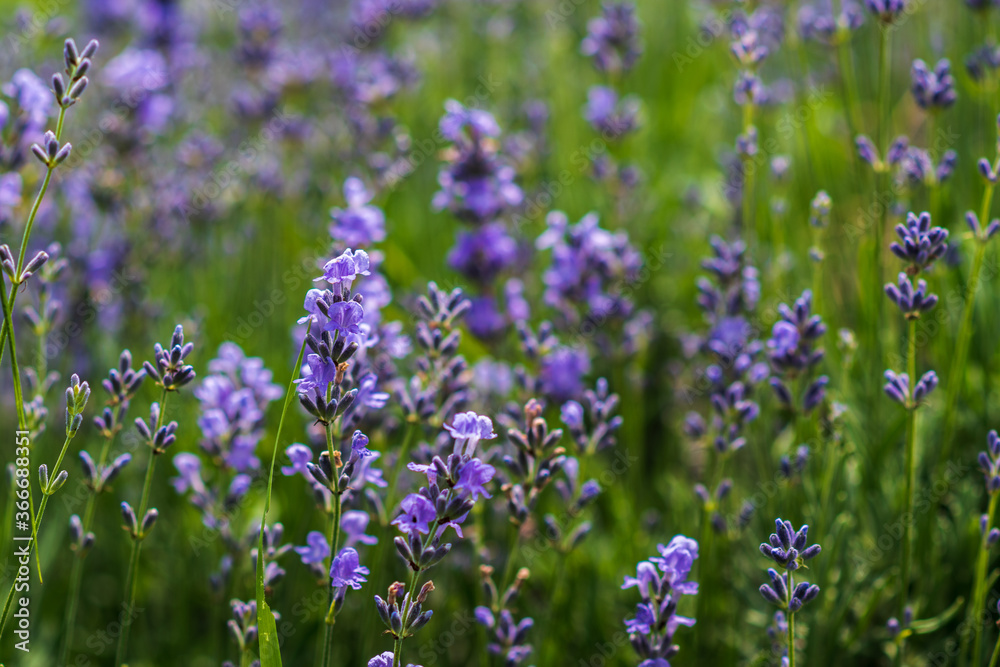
<box><xmin>873</xmin><ymin>24</ymin><xmax>892</xmax><ymax>362</ymax></box>
<box><xmin>500</xmin><ymin>526</ymin><xmax>523</xmax><ymax>594</ymax></box>
<box><xmin>898</xmin><ymin>318</ymin><xmax>917</xmax><ymax>665</ymax></box>
<box><xmin>787</xmin><ymin>567</ymin><xmax>796</xmax><ymax>667</ymax></box>
<box><xmin>835</xmin><ymin>30</ymin><xmax>863</xmax><ymax>144</ymax></box>
<box><xmin>787</xmin><ymin>611</ymin><xmax>796</xmax><ymax>667</ymax></box>
<box><xmin>393</xmin><ymin>568</ymin><xmax>423</xmax><ymax>666</ymax></box>
<box><xmin>61</xmin><ymin>429</ymin><xmax>119</xmax><ymax>663</ymax></box>
<box><xmin>0</xmin><ymin>426</ymin><xmax>77</xmax><ymax>636</ymax></box>
<box><xmin>115</xmin><ymin>387</ymin><xmax>169</xmax><ymax>667</ymax></box>
<box><xmin>971</xmin><ymin>492</ymin><xmax>1000</xmax><ymax>665</ymax></box>
<box><xmin>989</xmin><ymin>628</ymin><xmax>1000</xmax><ymax>667</ymax></box>
<box><xmin>0</xmin><ymin>104</ymin><xmax>67</xmax><ymax>369</ymax></box>
<box><xmin>939</xmin><ymin>180</ymin><xmax>995</xmax><ymax>468</ymax></box>
<box><xmin>0</xmin><ymin>273</ymin><xmax>25</xmax><ymax>428</ymax></box>
<box><xmin>742</xmin><ymin>100</ymin><xmax>757</xmax><ymax>253</ymax></box>
<box><xmin>0</xmin><ymin>275</ymin><xmax>35</xmax><ymax>562</ymax></box>
<box><xmin>320</xmin><ymin>410</ymin><xmax>344</xmax><ymax>666</ymax></box>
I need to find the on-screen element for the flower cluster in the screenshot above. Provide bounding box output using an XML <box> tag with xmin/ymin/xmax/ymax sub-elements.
<box><xmin>767</xmin><ymin>290</ymin><xmax>828</xmax><ymax>413</ymax></box>
<box><xmin>884</xmin><ymin>272</ymin><xmax>938</xmax><ymax>318</ymax></box>
<box><xmin>889</xmin><ymin>211</ymin><xmax>949</xmax><ymax>273</ymax></box>
<box><xmin>797</xmin><ymin>0</ymin><xmax>864</xmax><ymax>44</ymax></box>
<box><xmin>396</xmin><ymin>281</ymin><xmax>472</xmax><ymax>425</ymax></box>
<box><xmin>476</xmin><ymin>567</ymin><xmax>535</xmax><ymax>665</ymax></box>
<box><xmin>194</xmin><ymin>343</ymin><xmax>282</xmax><ymax>472</ymax></box>
<box><xmin>434</xmin><ymin>101</ymin><xmax>525</xmax><ymax>339</ymax></box>
<box><xmin>498</xmin><ymin>399</ymin><xmax>600</xmax><ymax>551</ymax></box>
<box><xmin>864</xmin><ymin>0</ymin><xmax>907</xmax><ymax>23</ymax></box>
<box><xmin>433</xmin><ymin>100</ymin><xmax>523</xmax><ymax>225</ymax></box>
<box><xmin>977</xmin><ymin>430</ymin><xmax>1000</xmax><ymax>493</ymax></box>
<box><xmin>622</xmin><ymin>536</ymin><xmax>700</xmax><ymax>665</ymax></box>
<box><xmin>882</xmin><ymin>370</ymin><xmax>939</xmax><ymax>408</ymax></box>
<box><xmin>581</xmin><ymin>2</ymin><xmax>642</xmax><ymax>74</ymax></box>
<box><xmin>910</xmin><ymin>58</ymin><xmax>957</xmax><ymax>110</ymax></box>
<box><xmin>374</xmin><ymin>412</ymin><xmax>497</xmax><ymax>662</ymax></box>
<box><xmin>143</xmin><ymin>325</ymin><xmax>196</xmax><ymax>392</ymax></box>
<box><xmin>536</xmin><ymin>210</ymin><xmax>643</xmax><ymax>331</ymax></box>
<box><xmin>561</xmin><ymin>378</ymin><xmax>623</xmax><ymax>455</ymax></box>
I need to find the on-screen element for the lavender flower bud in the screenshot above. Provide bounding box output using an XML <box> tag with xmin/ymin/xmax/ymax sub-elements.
<box><xmin>52</xmin><ymin>74</ymin><xmax>65</xmax><ymax>100</ymax></box>
<box><xmin>141</xmin><ymin>509</ymin><xmax>159</xmax><ymax>535</ymax></box>
<box><xmin>68</xmin><ymin>77</ymin><xmax>88</xmax><ymax>100</ymax></box>
<box><xmin>49</xmin><ymin>470</ymin><xmax>69</xmax><ymax>493</ymax></box>
<box><xmin>121</xmin><ymin>502</ymin><xmax>138</xmax><ymax>537</ymax></box>
<box><xmin>64</xmin><ymin>38</ymin><xmax>80</xmax><ymax>69</ymax></box>
<box><xmin>53</xmin><ymin>143</ymin><xmax>72</xmax><ymax>165</ymax></box>
<box><xmin>80</xmin><ymin>39</ymin><xmax>99</xmax><ymax>60</ymax></box>
<box><xmin>856</xmin><ymin>135</ymin><xmax>879</xmax><ymax>166</ymax></box>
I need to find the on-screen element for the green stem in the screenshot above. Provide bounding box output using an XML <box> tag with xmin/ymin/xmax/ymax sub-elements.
<box><xmin>970</xmin><ymin>492</ymin><xmax>1000</xmax><ymax>666</ymax></box>
<box><xmin>115</xmin><ymin>387</ymin><xmax>169</xmax><ymax>667</ymax></box>
<box><xmin>898</xmin><ymin>318</ymin><xmax>917</xmax><ymax>664</ymax></box>
<box><xmin>835</xmin><ymin>30</ymin><xmax>863</xmax><ymax>144</ymax></box>
<box><xmin>939</xmin><ymin>181</ymin><xmax>995</xmax><ymax>468</ymax></box>
<box><xmin>742</xmin><ymin>100</ymin><xmax>757</xmax><ymax>253</ymax></box>
<box><xmin>0</xmin><ymin>427</ymin><xmax>78</xmax><ymax>637</ymax></box>
<box><xmin>0</xmin><ymin>103</ymin><xmax>67</xmax><ymax>370</ymax></box>
<box><xmin>393</xmin><ymin>568</ymin><xmax>423</xmax><ymax>667</ymax></box>
<box><xmin>989</xmin><ymin>628</ymin><xmax>1000</xmax><ymax>667</ymax></box>
<box><xmin>787</xmin><ymin>610</ymin><xmax>796</xmax><ymax>667</ymax></box>
<box><xmin>500</xmin><ymin>526</ymin><xmax>523</xmax><ymax>595</ymax></box>
<box><xmin>61</xmin><ymin>430</ymin><xmax>119</xmax><ymax>664</ymax></box>
<box><xmin>872</xmin><ymin>24</ymin><xmax>892</xmax><ymax>366</ymax></box>
<box><xmin>320</xmin><ymin>407</ymin><xmax>345</xmax><ymax>664</ymax></box>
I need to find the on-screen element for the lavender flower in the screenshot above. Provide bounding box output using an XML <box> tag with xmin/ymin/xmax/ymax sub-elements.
<box><xmin>295</xmin><ymin>531</ymin><xmax>331</xmax><ymax>566</ymax></box>
<box><xmin>476</xmin><ymin>607</ymin><xmax>534</xmax><ymax>664</ymax></box>
<box><xmin>432</xmin><ymin>100</ymin><xmax>523</xmax><ymax>223</ymax></box>
<box><xmin>911</xmin><ymin>58</ymin><xmax>957</xmax><ymax>110</ymax></box>
<box><xmin>581</xmin><ymin>2</ymin><xmax>642</xmax><ymax>73</ymax></box>
<box><xmin>536</xmin><ymin>211</ymin><xmax>643</xmax><ymax>329</ymax></box>
<box><xmin>865</xmin><ymin>0</ymin><xmax>907</xmax><ymax>23</ymax></box>
<box><xmin>281</xmin><ymin>443</ymin><xmax>313</xmax><ymax>478</ymax></box>
<box><xmin>396</xmin><ymin>282</ymin><xmax>472</xmax><ymax>425</ymax></box>
<box><xmin>375</xmin><ymin>417</ymin><xmax>496</xmax><ymax>662</ymax></box>
<box><xmin>194</xmin><ymin>343</ymin><xmax>281</xmax><ymax>472</ymax></box>
<box><xmin>966</xmin><ymin>211</ymin><xmax>1000</xmax><ymax>242</ymax></box>
<box><xmin>561</xmin><ymin>378</ymin><xmax>623</xmax><ymax>455</ymax></box>
<box><xmin>977</xmin><ymin>430</ymin><xmax>1000</xmax><ymax>493</ymax></box>
<box><xmin>330</xmin><ymin>547</ymin><xmax>369</xmax><ymax>590</ymax></box>
<box><xmin>622</xmin><ymin>536</ymin><xmax>699</xmax><ymax>665</ymax></box>
<box><xmin>882</xmin><ymin>369</ymin><xmax>938</xmax><ymax>407</ymax></box>
<box><xmin>767</xmin><ymin>290</ymin><xmax>828</xmax><ymax>413</ymax></box>
<box><xmin>584</xmin><ymin>86</ymin><xmax>640</xmax><ymax>138</ymax></box>
<box><xmin>884</xmin><ymin>272</ymin><xmax>938</xmax><ymax>317</ymax></box>
<box><xmin>889</xmin><ymin>211</ymin><xmax>948</xmax><ymax>274</ymax></box>
<box><xmin>444</xmin><ymin>411</ymin><xmax>497</xmax><ymax>457</ymax></box>
<box><xmin>447</xmin><ymin>223</ymin><xmax>519</xmax><ymax>285</ymax></box>
<box><xmin>967</xmin><ymin>46</ymin><xmax>1000</xmax><ymax>81</ymax></box>
<box><xmin>539</xmin><ymin>346</ymin><xmax>591</xmax><ymax>403</ymax></box>
<box><xmin>143</xmin><ymin>325</ymin><xmax>196</xmax><ymax>391</ymax></box>
<box><xmin>797</xmin><ymin>1</ymin><xmax>864</xmax><ymax>43</ymax></box>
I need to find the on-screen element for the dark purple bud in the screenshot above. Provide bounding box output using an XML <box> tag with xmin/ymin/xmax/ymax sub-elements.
<box><xmin>759</xmin><ymin>584</ymin><xmax>782</xmax><ymax>605</ymax></box>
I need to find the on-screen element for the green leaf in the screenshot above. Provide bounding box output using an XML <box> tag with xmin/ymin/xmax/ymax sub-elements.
<box><xmin>257</xmin><ymin>599</ymin><xmax>283</xmax><ymax>667</ymax></box>
<box><xmin>910</xmin><ymin>596</ymin><xmax>965</xmax><ymax>635</ymax></box>
<box><xmin>255</xmin><ymin>321</ymin><xmax>310</xmax><ymax>667</ymax></box>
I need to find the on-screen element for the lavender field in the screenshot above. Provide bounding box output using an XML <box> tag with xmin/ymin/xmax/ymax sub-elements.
<box><xmin>1</xmin><ymin>0</ymin><xmax>1000</xmax><ymax>665</ymax></box>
